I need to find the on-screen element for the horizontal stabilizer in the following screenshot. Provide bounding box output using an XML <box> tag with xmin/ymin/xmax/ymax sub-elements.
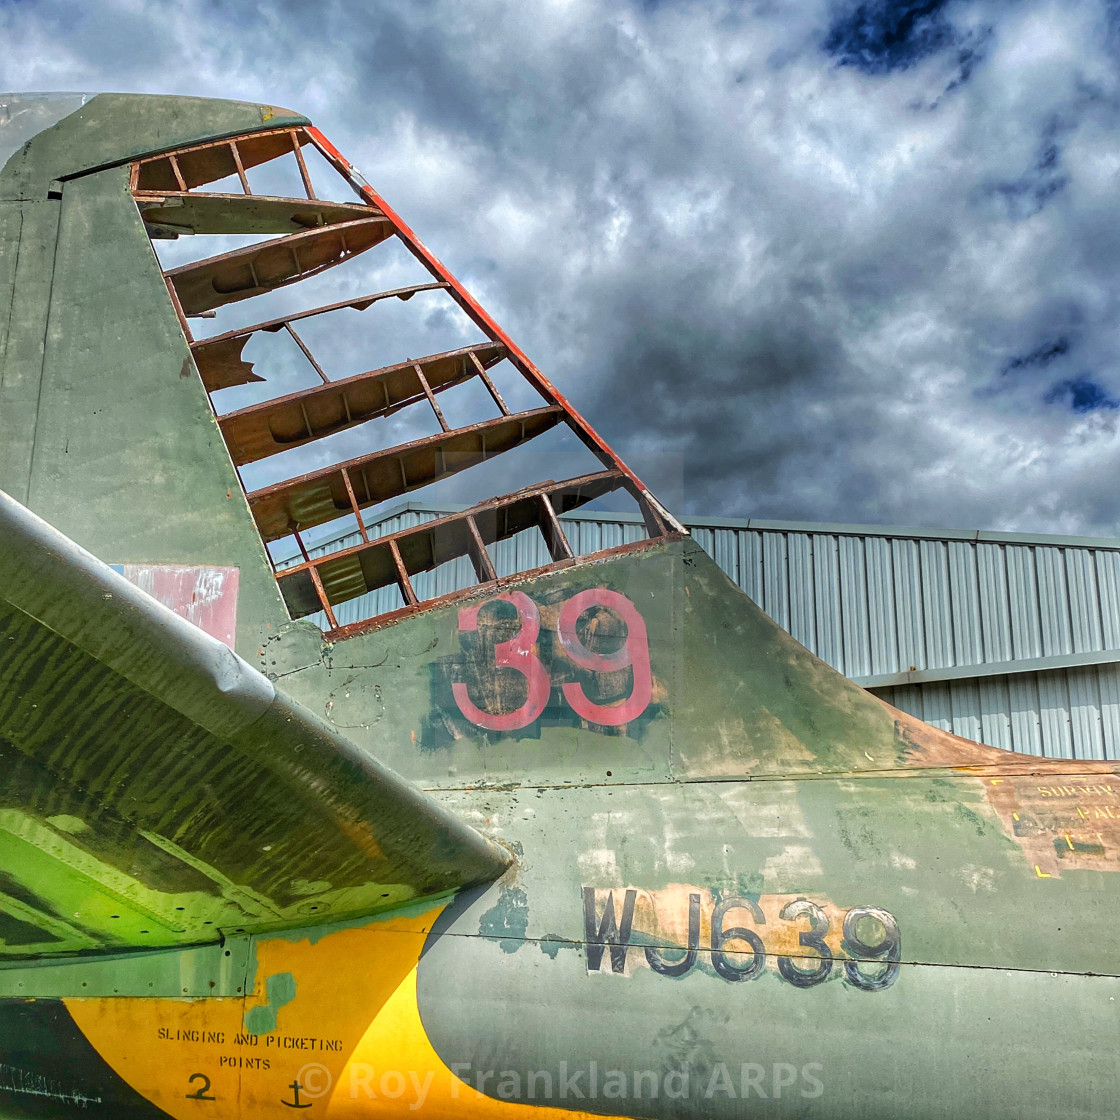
<box><xmin>0</xmin><ymin>490</ymin><xmax>511</xmax><ymax>958</ymax></box>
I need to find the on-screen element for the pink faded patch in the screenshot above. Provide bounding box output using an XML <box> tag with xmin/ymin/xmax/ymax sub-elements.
<box><xmin>119</xmin><ymin>565</ymin><xmax>240</xmax><ymax>649</ymax></box>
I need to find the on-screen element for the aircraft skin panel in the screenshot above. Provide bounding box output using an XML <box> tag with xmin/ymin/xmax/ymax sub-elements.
<box><xmin>267</xmin><ymin>535</ymin><xmax>1119</xmax><ymax>787</ymax></box>
<box><xmin>0</xmin><ymin>998</ymin><xmax>170</xmax><ymax>1118</ymax></box>
<box><xmin>0</xmin><ymin>93</ymin><xmax>1118</xmax><ymax>1119</ymax></box>
<box><xmin>0</xmin><ymin>93</ymin><xmax>306</xmax><ymax>201</ymax></box>
<box><xmin>1</xmin><ymin>158</ymin><xmax>290</xmax><ymax>657</ymax></box>
<box><xmin>0</xmin><ymin>198</ymin><xmax>61</xmax><ymax>509</ymax></box>
<box><xmin>0</xmin><ymin>882</ymin><xmax>1115</xmax><ymax>1119</ymax></box>
<box><xmin>0</xmin><ymin>94</ymin><xmax>95</xmax><ymax>174</ymax></box>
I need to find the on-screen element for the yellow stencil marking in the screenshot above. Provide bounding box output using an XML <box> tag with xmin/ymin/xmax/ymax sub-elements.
<box><xmin>66</xmin><ymin>909</ymin><xmax>438</xmax><ymax>1120</ymax></box>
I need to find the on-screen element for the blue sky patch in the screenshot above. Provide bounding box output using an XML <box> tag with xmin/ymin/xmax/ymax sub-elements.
<box><xmin>1045</xmin><ymin>376</ymin><xmax>1120</xmax><ymax>413</ymax></box>
<box><xmin>823</xmin><ymin>0</ymin><xmax>957</xmax><ymax>74</ymax></box>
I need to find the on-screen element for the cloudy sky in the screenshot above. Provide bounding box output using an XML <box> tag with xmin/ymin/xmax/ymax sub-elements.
<box><xmin>6</xmin><ymin>0</ymin><xmax>1120</xmax><ymax>535</ymax></box>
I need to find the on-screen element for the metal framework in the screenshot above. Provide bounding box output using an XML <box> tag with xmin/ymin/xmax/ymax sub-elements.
<box><xmin>131</xmin><ymin>126</ymin><xmax>683</xmax><ymax>635</ymax></box>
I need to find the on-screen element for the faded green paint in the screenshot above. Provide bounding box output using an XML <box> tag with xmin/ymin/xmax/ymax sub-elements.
<box><xmin>0</xmin><ymin>93</ymin><xmax>306</xmax><ymax>200</ymax></box>
<box><xmin>23</xmin><ymin>164</ymin><xmax>286</xmax><ymax>657</ymax></box>
<box><xmin>0</xmin><ymin>200</ymin><xmax>62</xmax><ymax>505</ymax></box>
<box><xmin>0</xmin><ymin>937</ymin><xmax>251</xmax><ymax>999</ymax></box>
<box><xmin>0</xmin><ymin>93</ymin><xmax>305</xmax><ymax>587</ymax></box>
<box><xmin>418</xmin><ymin>745</ymin><xmax>1118</xmax><ymax>977</ymax></box>
<box><xmin>0</xmin><ymin>94</ymin><xmax>309</xmax><ymax>659</ymax></box>
<box><xmin>266</xmin><ymin>539</ymin><xmax>925</xmax><ymax>787</ymax></box>
<box><xmin>419</xmin><ymin>922</ymin><xmax>1120</xmax><ymax>1120</ymax></box>
<box><xmin>0</xmin><ymin>92</ymin><xmax>1118</xmax><ymax>1120</ymax></box>
<box><xmin>243</xmin><ymin>971</ymin><xmax>297</xmax><ymax>1034</ymax></box>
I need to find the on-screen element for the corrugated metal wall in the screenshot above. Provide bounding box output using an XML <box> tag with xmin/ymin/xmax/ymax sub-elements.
<box><xmin>689</xmin><ymin>519</ymin><xmax>1120</xmax><ymax>761</ymax></box>
<box><xmin>283</xmin><ymin>505</ymin><xmax>1120</xmax><ymax>761</ymax></box>
<box><xmin>687</xmin><ymin>526</ymin><xmax>1120</xmax><ymax>677</ymax></box>
<box><xmin>874</xmin><ymin>668</ymin><xmax>1120</xmax><ymax>760</ymax></box>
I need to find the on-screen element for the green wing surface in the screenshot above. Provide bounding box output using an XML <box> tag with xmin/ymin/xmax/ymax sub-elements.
<box><xmin>0</xmin><ymin>488</ymin><xmax>510</xmax><ymax>958</ymax></box>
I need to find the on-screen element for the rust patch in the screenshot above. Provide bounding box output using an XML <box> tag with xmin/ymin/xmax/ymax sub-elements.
<box><xmin>983</xmin><ymin>776</ymin><xmax>1120</xmax><ymax>878</ymax></box>
<box><xmin>887</xmin><ymin>705</ymin><xmax>1120</xmax><ymax>876</ymax></box>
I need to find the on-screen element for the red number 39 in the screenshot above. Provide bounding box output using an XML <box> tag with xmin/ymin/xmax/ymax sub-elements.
<box><xmin>452</xmin><ymin>592</ymin><xmax>550</xmax><ymax>732</ymax></box>
<box><xmin>452</xmin><ymin>588</ymin><xmax>652</xmax><ymax>730</ymax></box>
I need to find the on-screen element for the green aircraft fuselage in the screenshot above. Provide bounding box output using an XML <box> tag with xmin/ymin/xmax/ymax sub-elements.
<box><xmin>0</xmin><ymin>93</ymin><xmax>1116</xmax><ymax>1120</ymax></box>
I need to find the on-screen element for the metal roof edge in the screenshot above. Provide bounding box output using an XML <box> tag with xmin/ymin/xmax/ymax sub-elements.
<box><xmin>856</xmin><ymin>647</ymin><xmax>1120</xmax><ymax>690</ymax></box>
<box><xmin>688</xmin><ymin>515</ymin><xmax>1120</xmax><ymax>551</ymax></box>
<box><xmin>273</xmin><ymin>500</ymin><xmax>1120</xmax><ymax>565</ymax></box>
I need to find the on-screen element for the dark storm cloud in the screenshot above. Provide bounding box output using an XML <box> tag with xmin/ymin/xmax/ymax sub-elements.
<box><xmin>981</xmin><ymin>127</ymin><xmax>1070</xmax><ymax>219</ymax></box>
<box><xmin>6</xmin><ymin>0</ymin><xmax>1120</xmax><ymax>534</ymax></box>
<box><xmin>1002</xmin><ymin>337</ymin><xmax>1070</xmax><ymax>375</ymax></box>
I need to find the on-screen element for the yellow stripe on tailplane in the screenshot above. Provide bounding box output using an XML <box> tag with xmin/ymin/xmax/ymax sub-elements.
<box><xmin>64</xmin><ymin>907</ymin><xmax>441</xmax><ymax>1119</ymax></box>
<box><xmin>328</xmin><ymin>942</ymin><xmax>625</xmax><ymax>1120</ymax></box>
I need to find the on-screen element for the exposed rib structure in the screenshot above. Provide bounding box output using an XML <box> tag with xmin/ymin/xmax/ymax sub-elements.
<box><xmin>133</xmin><ymin>125</ymin><xmax>681</xmax><ymax>633</ymax></box>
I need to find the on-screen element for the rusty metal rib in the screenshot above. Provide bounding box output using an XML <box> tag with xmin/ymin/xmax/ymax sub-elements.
<box><xmin>188</xmin><ymin>283</ymin><xmax>449</xmax><ymax>350</ymax></box>
<box><xmin>165</xmin><ymin>217</ymin><xmax>393</xmax><ymax>314</ymax></box>
<box><xmin>216</xmin><ymin>341</ymin><xmax>507</xmax><ymax>464</ymax></box>
<box><xmin>275</xmin><ymin>470</ymin><xmax>624</xmax><ymax>617</ymax></box>
<box><xmin>305</xmin><ymin>127</ymin><xmax>653</xmax><ymax>497</ymax></box>
<box><xmin>246</xmin><ymin>405</ymin><xmax>565</xmax><ymax>542</ymax></box>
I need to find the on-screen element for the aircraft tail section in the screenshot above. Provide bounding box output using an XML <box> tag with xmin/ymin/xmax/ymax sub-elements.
<box><xmin>1</xmin><ymin>90</ymin><xmax>1114</xmax><ymax>963</ymax></box>
<box><xmin>263</xmin><ymin>530</ymin><xmax>1117</xmax><ymax>791</ymax></box>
